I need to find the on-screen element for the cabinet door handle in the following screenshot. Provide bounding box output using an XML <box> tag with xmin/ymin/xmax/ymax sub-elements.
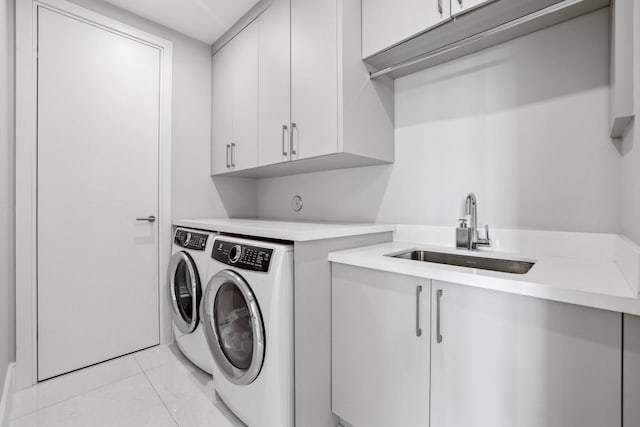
<box><xmin>230</xmin><ymin>143</ymin><xmax>236</xmax><ymax>167</ymax></box>
<box><xmin>457</xmin><ymin>0</ymin><xmax>462</xmax><ymax>5</ymax></box>
<box><xmin>436</xmin><ymin>289</ymin><xmax>443</xmax><ymax>343</ymax></box>
<box><xmin>282</xmin><ymin>125</ymin><xmax>289</xmax><ymax>157</ymax></box>
<box><xmin>136</xmin><ymin>216</ymin><xmax>156</xmax><ymax>223</ymax></box>
<box><xmin>290</xmin><ymin>122</ymin><xmax>297</xmax><ymax>156</ymax></box>
<box><xmin>438</xmin><ymin>0</ymin><xmax>443</xmax><ymax>15</ymax></box>
<box><xmin>416</xmin><ymin>285</ymin><xmax>423</xmax><ymax>337</ymax></box>
<box><xmin>226</xmin><ymin>144</ymin><xmax>230</xmax><ymax>168</ymax></box>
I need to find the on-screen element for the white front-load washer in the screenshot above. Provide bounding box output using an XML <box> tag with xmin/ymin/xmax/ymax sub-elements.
<box><xmin>168</xmin><ymin>227</ymin><xmax>216</xmax><ymax>374</ymax></box>
<box><xmin>201</xmin><ymin>235</ymin><xmax>294</xmax><ymax>427</ymax></box>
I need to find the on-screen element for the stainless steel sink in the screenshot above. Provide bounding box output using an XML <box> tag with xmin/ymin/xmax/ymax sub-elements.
<box><xmin>388</xmin><ymin>250</ymin><xmax>535</xmax><ymax>274</ymax></box>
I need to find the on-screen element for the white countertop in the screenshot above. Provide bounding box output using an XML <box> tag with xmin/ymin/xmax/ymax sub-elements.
<box><xmin>329</xmin><ymin>227</ymin><xmax>640</xmax><ymax>315</ymax></box>
<box><xmin>173</xmin><ymin>218</ymin><xmax>396</xmax><ymax>242</ymax></box>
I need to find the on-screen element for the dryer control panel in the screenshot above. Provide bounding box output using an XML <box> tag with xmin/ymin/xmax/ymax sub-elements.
<box><xmin>174</xmin><ymin>229</ymin><xmax>209</xmax><ymax>251</ymax></box>
<box><xmin>212</xmin><ymin>240</ymin><xmax>273</xmax><ymax>273</ymax></box>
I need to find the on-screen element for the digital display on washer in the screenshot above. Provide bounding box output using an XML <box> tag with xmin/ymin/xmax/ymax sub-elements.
<box><xmin>212</xmin><ymin>240</ymin><xmax>273</xmax><ymax>273</ymax></box>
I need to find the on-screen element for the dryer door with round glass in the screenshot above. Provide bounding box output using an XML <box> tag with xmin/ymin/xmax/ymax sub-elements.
<box><xmin>168</xmin><ymin>251</ymin><xmax>202</xmax><ymax>334</ymax></box>
<box><xmin>202</xmin><ymin>269</ymin><xmax>265</xmax><ymax>386</ymax></box>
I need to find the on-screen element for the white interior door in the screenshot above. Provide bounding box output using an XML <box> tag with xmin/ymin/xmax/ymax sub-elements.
<box><xmin>37</xmin><ymin>7</ymin><xmax>161</xmax><ymax>380</ymax></box>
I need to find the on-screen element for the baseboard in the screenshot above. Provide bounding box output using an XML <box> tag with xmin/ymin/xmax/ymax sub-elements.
<box><xmin>0</xmin><ymin>363</ymin><xmax>15</xmax><ymax>427</ymax></box>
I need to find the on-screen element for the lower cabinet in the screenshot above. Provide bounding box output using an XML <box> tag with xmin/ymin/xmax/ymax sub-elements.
<box><xmin>431</xmin><ymin>280</ymin><xmax>621</xmax><ymax>427</ymax></box>
<box><xmin>332</xmin><ymin>264</ymin><xmax>430</xmax><ymax>427</ymax></box>
<box><xmin>331</xmin><ymin>266</ymin><xmax>623</xmax><ymax>427</ymax></box>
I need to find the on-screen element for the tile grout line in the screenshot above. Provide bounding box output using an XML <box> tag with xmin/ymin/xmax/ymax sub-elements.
<box><xmin>135</xmin><ymin>357</ymin><xmax>180</xmax><ymax>427</ymax></box>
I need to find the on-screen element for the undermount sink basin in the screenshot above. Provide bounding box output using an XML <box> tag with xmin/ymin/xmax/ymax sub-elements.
<box><xmin>388</xmin><ymin>250</ymin><xmax>535</xmax><ymax>274</ymax></box>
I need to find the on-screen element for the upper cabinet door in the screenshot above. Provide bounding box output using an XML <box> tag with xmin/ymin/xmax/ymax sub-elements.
<box><xmin>231</xmin><ymin>21</ymin><xmax>258</xmax><ymax>171</ymax></box>
<box><xmin>430</xmin><ymin>280</ymin><xmax>621</xmax><ymax>427</ymax></box>
<box><xmin>290</xmin><ymin>0</ymin><xmax>338</xmax><ymax>160</ymax></box>
<box><xmin>258</xmin><ymin>0</ymin><xmax>291</xmax><ymax>167</ymax></box>
<box><xmin>211</xmin><ymin>43</ymin><xmax>233</xmax><ymax>175</ymax></box>
<box><xmin>362</xmin><ymin>0</ymin><xmax>450</xmax><ymax>58</ymax></box>
<box><xmin>451</xmin><ymin>0</ymin><xmax>496</xmax><ymax>17</ymax></box>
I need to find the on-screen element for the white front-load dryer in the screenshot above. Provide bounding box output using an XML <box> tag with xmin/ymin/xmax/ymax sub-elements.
<box><xmin>168</xmin><ymin>227</ymin><xmax>216</xmax><ymax>374</ymax></box>
<box><xmin>201</xmin><ymin>236</ymin><xmax>294</xmax><ymax>427</ymax></box>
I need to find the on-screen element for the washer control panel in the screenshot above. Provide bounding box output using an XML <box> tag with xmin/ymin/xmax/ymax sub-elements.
<box><xmin>174</xmin><ymin>229</ymin><xmax>209</xmax><ymax>251</ymax></box>
<box><xmin>212</xmin><ymin>240</ymin><xmax>273</xmax><ymax>273</ymax></box>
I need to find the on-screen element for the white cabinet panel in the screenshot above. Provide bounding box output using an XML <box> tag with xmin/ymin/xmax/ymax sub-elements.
<box><xmin>623</xmin><ymin>314</ymin><xmax>640</xmax><ymax>427</ymax></box>
<box><xmin>211</xmin><ymin>43</ymin><xmax>233</xmax><ymax>175</ymax></box>
<box><xmin>258</xmin><ymin>0</ymin><xmax>291</xmax><ymax>167</ymax></box>
<box><xmin>332</xmin><ymin>265</ymin><xmax>430</xmax><ymax>427</ymax></box>
<box><xmin>291</xmin><ymin>0</ymin><xmax>338</xmax><ymax>160</ymax></box>
<box><xmin>211</xmin><ymin>22</ymin><xmax>258</xmax><ymax>174</ymax></box>
<box><xmin>430</xmin><ymin>280</ymin><xmax>621</xmax><ymax>427</ymax></box>
<box><xmin>609</xmin><ymin>0</ymin><xmax>635</xmax><ymax>137</ymax></box>
<box><xmin>231</xmin><ymin>21</ymin><xmax>258</xmax><ymax>170</ymax></box>
<box><xmin>362</xmin><ymin>0</ymin><xmax>450</xmax><ymax>58</ymax></box>
<box><xmin>451</xmin><ymin>0</ymin><xmax>496</xmax><ymax>17</ymax></box>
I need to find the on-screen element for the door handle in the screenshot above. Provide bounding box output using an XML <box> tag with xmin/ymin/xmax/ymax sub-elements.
<box><xmin>436</xmin><ymin>289</ymin><xmax>443</xmax><ymax>343</ymax></box>
<box><xmin>438</xmin><ymin>0</ymin><xmax>443</xmax><ymax>15</ymax></box>
<box><xmin>290</xmin><ymin>122</ymin><xmax>297</xmax><ymax>156</ymax></box>
<box><xmin>416</xmin><ymin>285</ymin><xmax>423</xmax><ymax>337</ymax></box>
<box><xmin>282</xmin><ymin>125</ymin><xmax>289</xmax><ymax>157</ymax></box>
<box><xmin>226</xmin><ymin>144</ymin><xmax>230</xmax><ymax>168</ymax></box>
<box><xmin>230</xmin><ymin>143</ymin><xmax>236</xmax><ymax>167</ymax></box>
<box><xmin>136</xmin><ymin>216</ymin><xmax>156</xmax><ymax>223</ymax></box>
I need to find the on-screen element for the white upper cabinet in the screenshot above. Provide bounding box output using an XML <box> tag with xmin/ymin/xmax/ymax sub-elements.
<box><xmin>211</xmin><ymin>42</ymin><xmax>233</xmax><ymax>175</ymax></box>
<box><xmin>451</xmin><ymin>0</ymin><xmax>496</xmax><ymax>17</ymax></box>
<box><xmin>363</xmin><ymin>0</ymin><xmax>609</xmax><ymax>79</ymax></box>
<box><xmin>290</xmin><ymin>0</ymin><xmax>339</xmax><ymax>160</ymax></box>
<box><xmin>332</xmin><ymin>265</ymin><xmax>430</xmax><ymax>427</ymax></box>
<box><xmin>362</xmin><ymin>0</ymin><xmax>450</xmax><ymax>58</ymax></box>
<box><xmin>609</xmin><ymin>0</ymin><xmax>635</xmax><ymax>138</ymax></box>
<box><xmin>430</xmin><ymin>280</ymin><xmax>621</xmax><ymax>427</ymax></box>
<box><xmin>231</xmin><ymin>22</ymin><xmax>258</xmax><ymax>171</ymax></box>
<box><xmin>258</xmin><ymin>0</ymin><xmax>291</xmax><ymax>167</ymax></box>
<box><xmin>212</xmin><ymin>0</ymin><xmax>394</xmax><ymax>178</ymax></box>
<box><xmin>211</xmin><ymin>20</ymin><xmax>258</xmax><ymax>174</ymax></box>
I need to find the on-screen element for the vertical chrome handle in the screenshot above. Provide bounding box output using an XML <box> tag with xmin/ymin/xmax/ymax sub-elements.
<box><xmin>226</xmin><ymin>144</ymin><xmax>230</xmax><ymax>168</ymax></box>
<box><xmin>416</xmin><ymin>285</ymin><xmax>423</xmax><ymax>337</ymax></box>
<box><xmin>438</xmin><ymin>0</ymin><xmax>443</xmax><ymax>15</ymax></box>
<box><xmin>282</xmin><ymin>125</ymin><xmax>289</xmax><ymax>156</ymax></box>
<box><xmin>290</xmin><ymin>122</ymin><xmax>297</xmax><ymax>156</ymax></box>
<box><xmin>230</xmin><ymin>143</ymin><xmax>236</xmax><ymax>167</ymax></box>
<box><xmin>436</xmin><ymin>289</ymin><xmax>443</xmax><ymax>343</ymax></box>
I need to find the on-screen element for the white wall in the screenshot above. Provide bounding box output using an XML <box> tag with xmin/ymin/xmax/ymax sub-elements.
<box><xmin>68</xmin><ymin>0</ymin><xmax>257</xmax><ymax>220</ymax></box>
<box><xmin>257</xmin><ymin>10</ymin><xmax>620</xmax><ymax>234</ymax></box>
<box><xmin>619</xmin><ymin>0</ymin><xmax>640</xmax><ymax>245</ymax></box>
<box><xmin>0</xmin><ymin>0</ymin><xmax>15</xmax><ymax>383</ymax></box>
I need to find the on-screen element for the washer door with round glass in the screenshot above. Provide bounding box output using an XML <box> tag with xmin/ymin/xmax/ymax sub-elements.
<box><xmin>168</xmin><ymin>251</ymin><xmax>202</xmax><ymax>334</ymax></box>
<box><xmin>202</xmin><ymin>269</ymin><xmax>265</xmax><ymax>386</ymax></box>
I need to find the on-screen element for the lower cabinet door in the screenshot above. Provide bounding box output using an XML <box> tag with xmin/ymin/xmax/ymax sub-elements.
<box><xmin>430</xmin><ymin>280</ymin><xmax>621</xmax><ymax>427</ymax></box>
<box><xmin>332</xmin><ymin>264</ymin><xmax>430</xmax><ymax>427</ymax></box>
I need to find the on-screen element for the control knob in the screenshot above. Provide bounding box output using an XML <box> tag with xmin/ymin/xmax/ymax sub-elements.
<box><xmin>228</xmin><ymin>245</ymin><xmax>242</xmax><ymax>263</ymax></box>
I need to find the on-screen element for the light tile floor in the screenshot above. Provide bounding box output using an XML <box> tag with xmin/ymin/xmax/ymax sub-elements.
<box><xmin>9</xmin><ymin>344</ymin><xmax>246</xmax><ymax>427</ymax></box>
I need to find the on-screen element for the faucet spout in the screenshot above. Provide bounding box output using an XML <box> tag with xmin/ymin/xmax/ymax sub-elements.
<box><xmin>465</xmin><ymin>193</ymin><xmax>477</xmax><ymax>236</ymax></box>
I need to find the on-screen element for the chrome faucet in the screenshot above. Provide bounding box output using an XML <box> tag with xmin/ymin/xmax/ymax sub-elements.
<box><xmin>456</xmin><ymin>193</ymin><xmax>491</xmax><ymax>250</ymax></box>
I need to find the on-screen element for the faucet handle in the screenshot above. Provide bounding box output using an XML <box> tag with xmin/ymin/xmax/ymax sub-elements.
<box><xmin>458</xmin><ymin>218</ymin><xmax>468</xmax><ymax>229</ymax></box>
<box><xmin>477</xmin><ymin>224</ymin><xmax>491</xmax><ymax>245</ymax></box>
